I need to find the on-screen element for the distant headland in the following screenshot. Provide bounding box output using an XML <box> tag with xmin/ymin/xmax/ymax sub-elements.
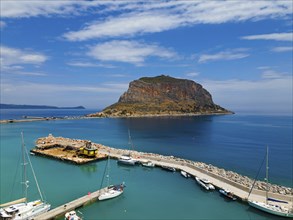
<box><xmin>0</xmin><ymin>104</ymin><xmax>85</xmax><ymax>109</ymax></box>
<box><xmin>88</xmin><ymin>75</ymin><xmax>233</xmax><ymax>117</ymax></box>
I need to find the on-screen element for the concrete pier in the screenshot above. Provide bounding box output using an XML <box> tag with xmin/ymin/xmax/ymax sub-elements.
<box><xmin>34</xmin><ymin>135</ymin><xmax>293</xmax><ymax>213</ymax></box>
<box><xmin>33</xmin><ymin>187</ymin><xmax>107</xmax><ymax>220</ymax></box>
<box><xmin>103</xmin><ymin>149</ymin><xmax>293</xmax><ymax>206</ymax></box>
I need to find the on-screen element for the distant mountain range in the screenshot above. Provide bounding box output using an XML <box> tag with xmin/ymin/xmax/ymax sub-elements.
<box><xmin>0</xmin><ymin>104</ymin><xmax>85</xmax><ymax>109</ymax></box>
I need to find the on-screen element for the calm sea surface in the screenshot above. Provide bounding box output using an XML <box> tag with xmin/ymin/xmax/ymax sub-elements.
<box><xmin>0</xmin><ymin>109</ymin><xmax>292</xmax><ymax>219</ymax></box>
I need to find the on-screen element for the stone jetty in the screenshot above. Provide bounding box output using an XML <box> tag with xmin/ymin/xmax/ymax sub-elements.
<box><xmin>33</xmin><ymin>135</ymin><xmax>292</xmax><ymax>208</ymax></box>
<box><xmin>32</xmin><ymin>134</ymin><xmax>107</xmax><ymax>164</ymax></box>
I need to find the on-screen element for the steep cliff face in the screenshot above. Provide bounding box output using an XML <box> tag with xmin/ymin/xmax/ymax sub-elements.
<box><xmin>90</xmin><ymin>75</ymin><xmax>232</xmax><ymax>117</ymax></box>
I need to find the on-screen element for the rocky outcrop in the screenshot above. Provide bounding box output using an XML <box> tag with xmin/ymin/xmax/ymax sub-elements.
<box><xmin>89</xmin><ymin>75</ymin><xmax>232</xmax><ymax>117</ymax></box>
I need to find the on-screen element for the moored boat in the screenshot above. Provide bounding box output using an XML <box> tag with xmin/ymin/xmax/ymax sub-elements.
<box><xmin>99</xmin><ymin>155</ymin><xmax>125</xmax><ymax>201</ymax></box>
<box><xmin>65</xmin><ymin>210</ymin><xmax>82</xmax><ymax>220</ymax></box>
<box><xmin>219</xmin><ymin>189</ymin><xmax>237</xmax><ymax>201</ymax></box>
<box><xmin>117</xmin><ymin>155</ymin><xmax>137</xmax><ymax>165</ymax></box>
<box><xmin>195</xmin><ymin>177</ymin><xmax>215</xmax><ymax>190</ymax></box>
<box><xmin>141</xmin><ymin>160</ymin><xmax>155</xmax><ymax>167</ymax></box>
<box><xmin>98</xmin><ymin>184</ymin><xmax>125</xmax><ymax>201</ymax></box>
<box><xmin>0</xmin><ymin>132</ymin><xmax>51</xmax><ymax>220</ymax></box>
<box><xmin>161</xmin><ymin>165</ymin><xmax>176</xmax><ymax>172</ymax></box>
<box><xmin>248</xmin><ymin>147</ymin><xmax>293</xmax><ymax>217</ymax></box>
<box><xmin>180</xmin><ymin>170</ymin><xmax>190</xmax><ymax>178</ymax></box>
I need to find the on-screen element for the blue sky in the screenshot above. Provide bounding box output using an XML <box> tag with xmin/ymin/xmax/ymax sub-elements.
<box><xmin>0</xmin><ymin>1</ymin><xmax>292</xmax><ymax>114</ymax></box>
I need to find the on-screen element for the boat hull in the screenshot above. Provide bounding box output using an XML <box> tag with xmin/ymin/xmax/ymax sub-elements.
<box><xmin>98</xmin><ymin>189</ymin><xmax>123</xmax><ymax>201</ymax></box>
<box><xmin>248</xmin><ymin>201</ymin><xmax>293</xmax><ymax>218</ymax></box>
<box><xmin>117</xmin><ymin>159</ymin><xmax>136</xmax><ymax>165</ymax></box>
<box><xmin>1</xmin><ymin>200</ymin><xmax>51</xmax><ymax>220</ymax></box>
<box><xmin>195</xmin><ymin>177</ymin><xmax>214</xmax><ymax>190</ymax></box>
<box><xmin>219</xmin><ymin>189</ymin><xmax>236</xmax><ymax>201</ymax></box>
<box><xmin>161</xmin><ymin>166</ymin><xmax>176</xmax><ymax>172</ymax></box>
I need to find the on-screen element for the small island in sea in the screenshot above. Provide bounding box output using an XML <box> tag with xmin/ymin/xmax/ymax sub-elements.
<box><xmin>0</xmin><ymin>104</ymin><xmax>85</xmax><ymax>109</ymax></box>
<box><xmin>88</xmin><ymin>75</ymin><xmax>233</xmax><ymax>117</ymax></box>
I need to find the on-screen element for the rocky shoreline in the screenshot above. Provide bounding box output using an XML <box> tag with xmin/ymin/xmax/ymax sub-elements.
<box><xmin>87</xmin><ymin>111</ymin><xmax>234</xmax><ymax>118</ymax></box>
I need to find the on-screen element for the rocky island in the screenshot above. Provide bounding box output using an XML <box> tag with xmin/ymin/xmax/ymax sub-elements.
<box><xmin>89</xmin><ymin>75</ymin><xmax>233</xmax><ymax>117</ymax></box>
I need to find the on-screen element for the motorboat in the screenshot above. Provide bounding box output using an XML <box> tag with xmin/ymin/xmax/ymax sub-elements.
<box><xmin>180</xmin><ymin>170</ymin><xmax>191</xmax><ymax>178</ymax></box>
<box><xmin>141</xmin><ymin>160</ymin><xmax>155</xmax><ymax>167</ymax></box>
<box><xmin>65</xmin><ymin>210</ymin><xmax>82</xmax><ymax>220</ymax></box>
<box><xmin>117</xmin><ymin>155</ymin><xmax>137</xmax><ymax>165</ymax></box>
<box><xmin>219</xmin><ymin>189</ymin><xmax>237</xmax><ymax>201</ymax></box>
<box><xmin>195</xmin><ymin>177</ymin><xmax>215</xmax><ymax>190</ymax></box>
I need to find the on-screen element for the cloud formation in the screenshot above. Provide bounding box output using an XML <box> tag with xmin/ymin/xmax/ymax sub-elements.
<box><xmin>62</xmin><ymin>1</ymin><xmax>292</xmax><ymax>41</ymax></box>
<box><xmin>198</xmin><ymin>49</ymin><xmax>249</xmax><ymax>63</ymax></box>
<box><xmin>203</xmin><ymin>74</ymin><xmax>292</xmax><ymax>113</ymax></box>
<box><xmin>271</xmin><ymin>46</ymin><xmax>293</xmax><ymax>52</ymax></box>
<box><xmin>0</xmin><ymin>45</ymin><xmax>48</xmax><ymax>70</ymax></box>
<box><xmin>242</xmin><ymin>32</ymin><xmax>293</xmax><ymax>41</ymax></box>
<box><xmin>87</xmin><ymin>40</ymin><xmax>177</xmax><ymax>65</ymax></box>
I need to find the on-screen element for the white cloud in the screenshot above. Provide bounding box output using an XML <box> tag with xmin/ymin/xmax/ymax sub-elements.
<box><xmin>0</xmin><ymin>46</ymin><xmax>47</xmax><ymax>70</ymax></box>
<box><xmin>198</xmin><ymin>49</ymin><xmax>249</xmax><ymax>63</ymax></box>
<box><xmin>64</xmin><ymin>12</ymin><xmax>181</xmax><ymax>41</ymax></box>
<box><xmin>242</xmin><ymin>32</ymin><xmax>293</xmax><ymax>41</ymax></box>
<box><xmin>87</xmin><ymin>40</ymin><xmax>177</xmax><ymax>65</ymax></box>
<box><xmin>202</xmin><ymin>75</ymin><xmax>293</xmax><ymax>114</ymax></box>
<box><xmin>259</xmin><ymin>67</ymin><xmax>288</xmax><ymax>79</ymax></box>
<box><xmin>271</xmin><ymin>46</ymin><xmax>293</xmax><ymax>52</ymax></box>
<box><xmin>67</xmin><ymin>61</ymin><xmax>116</xmax><ymax>68</ymax></box>
<box><xmin>0</xmin><ymin>1</ymin><xmax>88</xmax><ymax>18</ymax></box>
<box><xmin>62</xmin><ymin>1</ymin><xmax>292</xmax><ymax>41</ymax></box>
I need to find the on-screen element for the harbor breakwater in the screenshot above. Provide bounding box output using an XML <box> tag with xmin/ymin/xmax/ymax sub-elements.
<box><xmin>33</xmin><ymin>135</ymin><xmax>292</xmax><ymax>207</ymax></box>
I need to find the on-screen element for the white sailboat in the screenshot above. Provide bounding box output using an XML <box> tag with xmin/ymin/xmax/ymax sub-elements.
<box><xmin>248</xmin><ymin>146</ymin><xmax>293</xmax><ymax>217</ymax></box>
<box><xmin>98</xmin><ymin>155</ymin><xmax>125</xmax><ymax>201</ymax></box>
<box><xmin>0</xmin><ymin>132</ymin><xmax>51</xmax><ymax>220</ymax></box>
<box><xmin>117</xmin><ymin>130</ymin><xmax>137</xmax><ymax>166</ymax></box>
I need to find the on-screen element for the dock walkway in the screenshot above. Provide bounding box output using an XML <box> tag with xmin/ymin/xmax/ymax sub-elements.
<box><xmin>101</xmin><ymin>149</ymin><xmax>293</xmax><ymax>209</ymax></box>
<box><xmin>32</xmin><ymin>135</ymin><xmax>293</xmax><ymax>218</ymax></box>
<box><xmin>33</xmin><ymin>187</ymin><xmax>107</xmax><ymax>220</ymax></box>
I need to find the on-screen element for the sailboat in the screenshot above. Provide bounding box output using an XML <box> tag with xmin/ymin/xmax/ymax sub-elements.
<box><xmin>98</xmin><ymin>154</ymin><xmax>125</xmax><ymax>201</ymax></box>
<box><xmin>248</xmin><ymin>146</ymin><xmax>293</xmax><ymax>217</ymax></box>
<box><xmin>0</xmin><ymin>132</ymin><xmax>51</xmax><ymax>220</ymax></box>
<box><xmin>117</xmin><ymin>130</ymin><xmax>137</xmax><ymax>166</ymax></box>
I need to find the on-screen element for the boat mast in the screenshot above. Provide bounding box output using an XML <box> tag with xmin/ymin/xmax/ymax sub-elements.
<box><xmin>265</xmin><ymin>146</ymin><xmax>269</xmax><ymax>204</ymax></box>
<box><xmin>21</xmin><ymin>132</ymin><xmax>28</xmax><ymax>203</ymax></box>
<box><xmin>106</xmin><ymin>153</ymin><xmax>110</xmax><ymax>187</ymax></box>
<box><xmin>128</xmin><ymin>129</ymin><xmax>133</xmax><ymax>154</ymax></box>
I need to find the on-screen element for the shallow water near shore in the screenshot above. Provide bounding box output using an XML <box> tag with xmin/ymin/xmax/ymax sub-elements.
<box><xmin>0</xmin><ymin>110</ymin><xmax>292</xmax><ymax>219</ymax></box>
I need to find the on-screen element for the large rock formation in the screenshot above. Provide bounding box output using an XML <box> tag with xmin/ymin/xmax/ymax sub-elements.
<box><xmin>90</xmin><ymin>75</ymin><xmax>232</xmax><ymax>117</ymax></box>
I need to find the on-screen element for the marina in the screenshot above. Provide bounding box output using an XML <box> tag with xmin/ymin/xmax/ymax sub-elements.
<box><xmin>31</xmin><ymin>134</ymin><xmax>293</xmax><ymax>218</ymax></box>
<box><xmin>1</xmin><ymin>113</ymin><xmax>292</xmax><ymax>219</ymax></box>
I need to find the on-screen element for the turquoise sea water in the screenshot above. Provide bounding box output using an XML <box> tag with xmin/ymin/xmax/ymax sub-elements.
<box><xmin>0</xmin><ymin>110</ymin><xmax>292</xmax><ymax>219</ymax></box>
